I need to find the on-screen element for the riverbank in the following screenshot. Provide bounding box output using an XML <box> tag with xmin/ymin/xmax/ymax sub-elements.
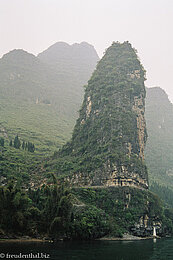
<box><xmin>0</xmin><ymin>238</ymin><xmax>46</xmax><ymax>243</ymax></box>
<box><xmin>98</xmin><ymin>233</ymin><xmax>159</xmax><ymax>241</ymax></box>
<box><xmin>0</xmin><ymin>234</ymin><xmax>160</xmax><ymax>243</ymax></box>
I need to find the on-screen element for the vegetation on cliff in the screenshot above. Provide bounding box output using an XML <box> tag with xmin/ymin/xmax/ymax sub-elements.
<box><xmin>44</xmin><ymin>41</ymin><xmax>148</xmax><ymax>189</ymax></box>
<box><xmin>72</xmin><ymin>187</ymin><xmax>173</xmax><ymax>238</ymax></box>
<box><xmin>1</xmin><ymin>180</ymin><xmax>173</xmax><ymax>240</ymax></box>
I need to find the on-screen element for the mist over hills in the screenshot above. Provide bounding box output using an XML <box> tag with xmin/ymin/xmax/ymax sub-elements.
<box><xmin>0</xmin><ymin>49</ymin><xmax>60</xmax><ymax>102</ymax></box>
<box><xmin>145</xmin><ymin>87</ymin><xmax>173</xmax><ymax>190</ymax></box>
<box><xmin>1</xmin><ymin>41</ymin><xmax>173</xmax><ymax>207</ymax></box>
<box><xmin>38</xmin><ymin>41</ymin><xmax>99</xmax><ymax>69</ymax></box>
<box><xmin>37</xmin><ymin>42</ymin><xmax>99</xmax><ymax>103</ymax></box>
<box><xmin>0</xmin><ymin>42</ymin><xmax>99</xmax><ymax>153</ymax></box>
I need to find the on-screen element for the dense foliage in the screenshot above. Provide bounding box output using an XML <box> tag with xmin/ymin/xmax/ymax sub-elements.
<box><xmin>0</xmin><ymin>180</ymin><xmax>73</xmax><ymax>239</ymax></box>
<box><xmin>1</xmin><ymin>181</ymin><xmax>173</xmax><ymax>240</ymax></box>
<box><xmin>73</xmin><ymin>187</ymin><xmax>162</xmax><ymax>236</ymax></box>
<box><xmin>150</xmin><ymin>182</ymin><xmax>173</xmax><ymax>208</ymax></box>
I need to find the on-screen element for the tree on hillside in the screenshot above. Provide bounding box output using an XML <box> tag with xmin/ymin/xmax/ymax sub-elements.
<box><xmin>22</xmin><ymin>141</ymin><xmax>25</xmax><ymax>150</ymax></box>
<box><xmin>14</xmin><ymin>135</ymin><xmax>21</xmax><ymax>149</ymax></box>
<box><xmin>27</xmin><ymin>142</ymin><xmax>35</xmax><ymax>153</ymax></box>
<box><xmin>0</xmin><ymin>138</ymin><xmax>4</xmax><ymax>147</ymax></box>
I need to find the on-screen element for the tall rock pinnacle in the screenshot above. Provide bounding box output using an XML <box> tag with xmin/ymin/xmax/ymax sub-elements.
<box><xmin>57</xmin><ymin>41</ymin><xmax>148</xmax><ymax>189</ymax></box>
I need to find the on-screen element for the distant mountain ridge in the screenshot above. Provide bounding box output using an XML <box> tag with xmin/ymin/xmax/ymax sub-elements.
<box><xmin>38</xmin><ymin>41</ymin><xmax>99</xmax><ymax>66</ymax></box>
<box><xmin>38</xmin><ymin>41</ymin><xmax>99</xmax><ymax>95</ymax></box>
<box><xmin>0</xmin><ymin>42</ymin><xmax>99</xmax><ymax>153</ymax></box>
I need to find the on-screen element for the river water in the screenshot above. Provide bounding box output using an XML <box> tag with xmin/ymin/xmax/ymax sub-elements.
<box><xmin>0</xmin><ymin>237</ymin><xmax>173</xmax><ymax>260</ymax></box>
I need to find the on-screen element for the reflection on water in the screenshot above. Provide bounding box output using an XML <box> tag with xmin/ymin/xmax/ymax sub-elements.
<box><xmin>0</xmin><ymin>237</ymin><xmax>173</xmax><ymax>260</ymax></box>
<box><xmin>149</xmin><ymin>238</ymin><xmax>173</xmax><ymax>260</ymax></box>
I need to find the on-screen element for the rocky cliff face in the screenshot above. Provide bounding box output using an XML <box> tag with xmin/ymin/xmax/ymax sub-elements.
<box><xmin>56</xmin><ymin>42</ymin><xmax>148</xmax><ymax>189</ymax></box>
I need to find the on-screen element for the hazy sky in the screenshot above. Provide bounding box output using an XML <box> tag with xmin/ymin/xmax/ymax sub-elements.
<box><xmin>1</xmin><ymin>0</ymin><xmax>173</xmax><ymax>101</ymax></box>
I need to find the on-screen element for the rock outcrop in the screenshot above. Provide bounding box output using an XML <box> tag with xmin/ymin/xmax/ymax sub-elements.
<box><xmin>55</xmin><ymin>41</ymin><xmax>148</xmax><ymax>189</ymax></box>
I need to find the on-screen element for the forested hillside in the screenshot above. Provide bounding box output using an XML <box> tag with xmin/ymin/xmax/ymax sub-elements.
<box><xmin>0</xmin><ymin>42</ymin><xmax>99</xmax><ymax>154</ymax></box>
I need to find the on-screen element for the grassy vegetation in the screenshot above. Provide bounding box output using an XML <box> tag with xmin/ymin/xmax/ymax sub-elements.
<box><xmin>0</xmin><ymin>141</ymin><xmax>42</xmax><ymax>186</ymax></box>
<box><xmin>0</xmin><ymin>97</ymin><xmax>73</xmax><ymax>154</ymax></box>
<box><xmin>0</xmin><ymin>43</ymin><xmax>98</xmax><ymax>156</ymax></box>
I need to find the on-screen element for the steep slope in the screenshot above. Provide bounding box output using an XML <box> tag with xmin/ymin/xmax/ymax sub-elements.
<box><xmin>41</xmin><ymin>42</ymin><xmax>170</xmax><ymax>238</ymax></box>
<box><xmin>46</xmin><ymin>41</ymin><xmax>148</xmax><ymax>189</ymax></box>
<box><xmin>0</xmin><ymin>43</ymin><xmax>99</xmax><ymax>154</ymax></box>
